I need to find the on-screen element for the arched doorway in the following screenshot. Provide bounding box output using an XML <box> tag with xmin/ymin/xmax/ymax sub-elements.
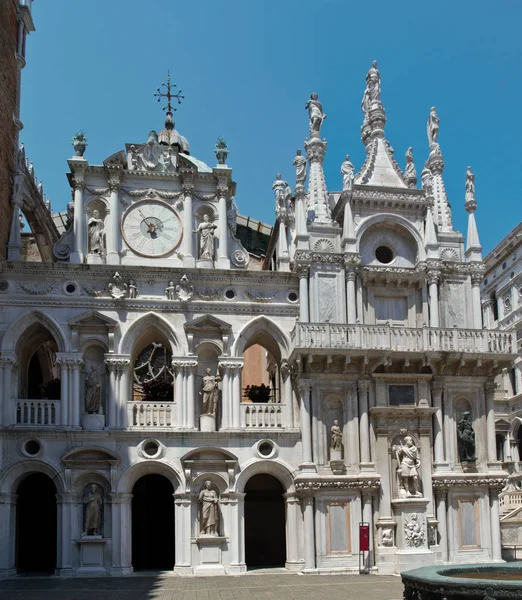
<box><xmin>132</xmin><ymin>474</ymin><xmax>174</xmax><ymax>570</ymax></box>
<box><xmin>244</xmin><ymin>474</ymin><xmax>286</xmax><ymax>568</ymax></box>
<box><xmin>16</xmin><ymin>473</ymin><xmax>57</xmax><ymax>573</ymax></box>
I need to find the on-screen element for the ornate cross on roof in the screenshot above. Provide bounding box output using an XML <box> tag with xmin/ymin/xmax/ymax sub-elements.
<box><xmin>154</xmin><ymin>71</ymin><xmax>184</xmax><ymax>114</ymax></box>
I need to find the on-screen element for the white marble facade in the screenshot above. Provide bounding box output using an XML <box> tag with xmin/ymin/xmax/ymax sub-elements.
<box><xmin>0</xmin><ymin>63</ymin><xmax>516</xmax><ymax>577</ymax></box>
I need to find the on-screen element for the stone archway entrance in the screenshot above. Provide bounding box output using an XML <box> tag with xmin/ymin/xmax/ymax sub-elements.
<box><xmin>244</xmin><ymin>474</ymin><xmax>286</xmax><ymax>568</ymax></box>
<box><xmin>16</xmin><ymin>473</ymin><xmax>57</xmax><ymax>573</ymax></box>
<box><xmin>131</xmin><ymin>474</ymin><xmax>174</xmax><ymax>570</ymax></box>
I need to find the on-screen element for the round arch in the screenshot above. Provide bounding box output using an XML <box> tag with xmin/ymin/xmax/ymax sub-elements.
<box><xmin>356</xmin><ymin>213</ymin><xmax>426</xmax><ymax>263</ymax></box>
<box><xmin>1</xmin><ymin>310</ymin><xmax>68</xmax><ymax>354</ymax></box>
<box><xmin>116</xmin><ymin>459</ymin><xmax>184</xmax><ymax>494</ymax></box>
<box><xmin>234</xmin><ymin>458</ymin><xmax>295</xmax><ymax>494</ymax></box>
<box><xmin>232</xmin><ymin>316</ymin><xmax>290</xmax><ymax>361</ymax></box>
<box><xmin>118</xmin><ymin>312</ymin><xmax>182</xmax><ymax>357</ymax></box>
<box><xmin>0</xmin><ymin>459</ymin><xmax>66</xmax><ymax>495</ymax></box>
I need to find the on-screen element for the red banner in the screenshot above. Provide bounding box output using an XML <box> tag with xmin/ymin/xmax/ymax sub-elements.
<box><xmin>359</xmin><ymin>524</ymin><xmax>370</xmax><ymax>551</ymax></box>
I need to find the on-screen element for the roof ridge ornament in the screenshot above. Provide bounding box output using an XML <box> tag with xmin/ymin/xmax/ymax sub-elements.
<box><xmin>154</xmin><ymin>71</ymin><xmax>184</xmax><ymax>131</ymax></box>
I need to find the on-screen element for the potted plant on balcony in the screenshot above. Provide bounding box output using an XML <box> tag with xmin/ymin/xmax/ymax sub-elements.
<box><xmin>244</xmin><ymin>383</ymin><xmax>271</xmax><ymax>403</ymax></box>
<box><xmin>142</xmin><ymin>379</ymin><xmax>173</xmax><ymax>402</ymax></box>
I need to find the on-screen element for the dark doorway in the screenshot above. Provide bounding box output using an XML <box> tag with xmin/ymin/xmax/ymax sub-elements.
<box><xmin>16</xmin><ymin>473</ymin><xmax>57</xmax><ymax>573</ymax></box>
<box><xmin>132</xmin><ymin>474</ymin><xmax>174</xmax><ymax>570</ymax></box>
<box><xmin>244</xmin><ymin>474</ymin><xmax>286</xmax><ymax>568</ymax></box>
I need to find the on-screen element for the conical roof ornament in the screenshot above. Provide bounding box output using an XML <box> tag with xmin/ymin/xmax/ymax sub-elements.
<box><xmin>465</xmin><ymin>166</ymin><xmax>482</xmax><ymax>261</ymax></box>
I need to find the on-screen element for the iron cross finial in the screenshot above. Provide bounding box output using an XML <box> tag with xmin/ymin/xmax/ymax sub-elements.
<box><xmin>154</xmin><ymin>71</ymin><xmax>184</xmax><ymax>113</ymax></box>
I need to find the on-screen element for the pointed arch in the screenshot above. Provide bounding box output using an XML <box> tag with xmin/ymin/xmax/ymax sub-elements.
<box><xmin>232</xmin><ymin>316</ymin><xmax>290</xmax><ymax>361</ymax></box>
<box><xmin>119</xmin><ymin>312</ymin><xmax>182</xmax><ymax>357</ymax></box>
<box><xmin>234</xmin><ymin>458</ymin><xmax>295</xmax><ymax>493</ymax></box>
<box><xmin>1</xmin><ymin>310</ymin><xmax>68</xmax><ymax>354</ymax></box>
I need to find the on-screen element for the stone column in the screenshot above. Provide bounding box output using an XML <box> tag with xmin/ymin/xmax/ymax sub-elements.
<box><xmin>362</xmin><ymin>491</ymin><xmax>374</xmax><ymax>568</ymax></box>
<box><xmin>376</xmin><ymin>431</ymin><xmax>392</xmax><ymax>519</ymax></box>
<box><xmin>217</xmin><ymin>184</ymin><xmax>230</xmax><ymax>268</ymax></box>
<box><xmin>297</xmin><ymin>265</ymin><xmax>309</xmax><ymax>323</ymax></box>
<box><xmin>1</xmin><ymin>355</ymin><xmax>16</xmax><ymax>426</ymax></box>
<box><xmin>237</xmin><ymin>491</ymin><xmax>246</xmax><ymax>568</ymax></box>
<box><xmin>302</xmin><ymin>495</ymin><xmax>315</xmax><ymax>570</ymax></box>
<box><xmin>226</xmin><ymin>492</ymin><xmax>246</xmax><ymax>573</ymax></box>
<box><xmin>0</xmin><ymin>493</ymin><xmax>17</xmax><ymax>577</ymax></box>
<box><xmin>482</xmin><ymin>299</ymin><xmax>492</xmax><ymax>330</ymax></box>
<box><xmin>435</xmin><ymin>489</ymin><xmax>448</xmax><ymax>562</ymax></box>
<box><xmin>358</xmin><ymin>379</ymin><xmax>371</xmax><ymax>466</ymax></box>
<box><xmin>346</xmin><ymin>381</ymin><xmax>359</xmax><ymax>469</ymax></box>
<box><xmin>55</xmin><ymin>492</ymin><xmax>74</xmax><ymax>576</ymax></box>
<box><xmin>485</xmin><ymin>379</ymin><xmax>497</xmax><ymax>463</ymax></box>
<box><xmin>490</xmin><ymin>488</ymin><xmax>502</xmax><ymax>561</ymax></box>
<box><xmin>230</xmin><ymin>362</ymin><xmax>243</xmax><ymax>429</ymax></box>
<box><xmin>345</xmin><ymin>268</ymin><xmax>357</xmax><ymax>324</ymax></box>
<box><xmin>218</xmin><ymin>363</ymin><xmax>231</xmax><ymax>429</ymax></box>
<box><xmin>277</xmin><ymin>217</ymin><xmax>290</xmax><ymax>271</ymax></box>
<box><xmin>110</xmin><ymin>493</ymin><xmax>133</xmax><ymax>576</ymax></box>
<box><xmin>298</xmin><ymin>380</ymin><xmax>314</xmax><ymax>469</ymax></box>
<box><xmin>70</xmin><ymin>167</ymin><xmax>86</xmax><ymax>264</ymax></box>
<box><xmin>471</xmin><ymin>274</ymin><xmax>483</xmax><ymax>329</ymax></box>
<box><xmin>432</xmin><ymin>380</ymin><xmax>445</xmax><ymax>464</ymax></box>
<box><xmin>284</xmin><ymin>492</ymin><xmax>303</xmax><ymax>570</ymax></box>
<box><xmin>6</xmin><ymin>177</ymin><xmax>23</xmax><ymax>261</ymax></box>
<box><xmin>105</xmin><ymin>356</ymin><xmax>130</xmax><ymax>429</ymax></box>
<box><xmin>173</xmin><ymin>493</ymin><xmax>192</xmax><ymax>574</ymax></box>
<box><xmin>118</xmin><ymin>359</ymin><xmax>131</xmax><ymax>428</ymax></box>
<box><xmin>106</xmin><ymin>172</ymin><xmax>121</xmax><ymax>265</ymax></box>
<box><xmin>172</xmin><ymin>361</ymin><xmax>184</xmax><ymax>427</ymax></box>
<box><xmin>186</xmin><ymin>360</ymin><xmax>197</xmax><ymax>429</ymax></box>
<box><xmin>56</xmin><ymin>354</ymin><xmax>70</xmax><ymax>426</ymax></box>
<box><xmin>105</xmin><ymin>358</ymin><xmax>118</xmax><ymax>428</ymax></box>
<box><xmin>70</xmin><ymin>355</ymin><xmax>83</xmax><ymax>428</ymax></box>
<box><xmin>427</xmin><ymin>271</ymin><xmax>440</xmax><ymax>328</ymax></box>
<box><xmin>182</xmin><ymin>181</ymin><xmax>195</xmax><ymax>267</ymax></box>
<box><xmin>281</xmin><ymin>361</ymin><xmax>294</xmax><ymax>428</ymax></box>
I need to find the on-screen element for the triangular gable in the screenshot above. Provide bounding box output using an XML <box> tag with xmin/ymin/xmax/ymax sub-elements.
<box><xmin>69</xmin><ymin>310</ymin><xmax>118</xmax><ymax>329</ymax></box>
<box><xmin>184</xmin><ymin>314</ymin><xmax>232</xmax><ymax>334</ymax></box>
<box><xmin>103</xmin><ymin>150</ymin><xmax>127</xmax><ymax>169</ymax></box>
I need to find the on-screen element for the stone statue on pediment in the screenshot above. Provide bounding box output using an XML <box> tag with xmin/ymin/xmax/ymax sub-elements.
<box><xmin>330</xmin><ymin>420</ymin><xmax>343</xmax><ymax>451</ymax></box>
<box><xmin>199</xmin><ymin>481</ymin><xmax>219</xmax><ymax>536</ymax></box>
<box><xmin>465</xmin><ymin>166</ymin><xmax>475</xmax><ymax>202</ymax></box>
<box><xmin>84</xmin><ymin>484</ymin><xmax>103</xmax><ymax>536</ymax></box>
<box><xmin>201</xmin><ymin>368</ymin><xmax>220</xmax><ymax>416</ymax></box>
<box><xmin>85</xmin><ymin>365</ymin><xmax>102</xmax><ymax>414</ymax></box>
<box><xmin>305</xmin><ymin>93</ymin><xmax>326</xmax><ymax>138</ymax></box>
<box><xmin>427</xmin><ymin>107</ymin><xmax>440</xmax><ymax>148</ymax></box>
<box><xmin>88</xmin><ymin>210</ymin><xmax>105</xmax><ymax>254</ymax></box>
<box><xmin>341</xmin><ymin>155</ymin><xmax>354</xmax><ymax>192</ymax></box>
<box><xmin>293</xmin><ymin>149</ymin><xmax>307</xmax><ymax>186</ymax></box>
<box><xmin>393</xmin><ymin>435</ymin><xmax>422</xmax><ymax>498</ymax></box>
<box><xmin>457</xmin><ymin>411</ymin><xmax>476</xmax><ymax>461</ymax></box>
<box><xmin>195</xmin><ymin>214</ymin><xmax>217</xmax><ymax>260</ymax></box>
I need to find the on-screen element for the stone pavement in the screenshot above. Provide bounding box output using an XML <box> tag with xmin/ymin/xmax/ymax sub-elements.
<box><xmin>0</xmin><ymin>572</ymin><xmax>404</xmax><ymax>600</ymax></box>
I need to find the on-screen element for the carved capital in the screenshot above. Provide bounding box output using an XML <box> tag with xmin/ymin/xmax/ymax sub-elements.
<box><xmin>72</xmin><ymin>176</ymin><xmax>85</xmax><ymax>191</ymax></box>
<box><xmin>432</xmin><ymin>380</ymin><xmax>444</xmax><ymax>394</ymax></box>
<box><xmin>108</xmin><ymin>179</ymin><xmax>120</xmax><ymax>193</ymax></box>
<box><xmin>219</xmin><ymin>361</ymin><xmax>243</xmax><ymax>373</ymax></box>
<box><xmin>104</xmin><ymin>355</ymin><xmax>131</xmax><ymax>372</ymax></box>
<box><xmin>217</xmin><ymin>185</ymin><xmax>228</xmax><ymax>198</ymax></box>
<box><xmin>358</xmin><ymin>379</ymin><xmax>370</xmax><ymax>393</ymax></box>
<box><xmin>485</xmin><ymin>379</ymin><xmax>496</xmax><ymax>395</ymax></box>
<box><xmin>182</xmin><ymin>182</ymin><xmax>194</xmax><ymax>195</ymax></box>
<box><xmin>471</xmin><ymin>272</ymin><xmax>483</xmax><ymax>286</ymax></box>
<box><xmin>426</xmin><ymin>270</ymin><xmax>440</xmax><ymax>285</ymax></box>
<box><xmin>345</xmin><ymin>269</ymin><xmax>357</xmax><ymax>282</ymax></box>
<box><xmin>296</xmin><ymin>264</ymin><xmax>309</xmax><ymax>278</ymax></box>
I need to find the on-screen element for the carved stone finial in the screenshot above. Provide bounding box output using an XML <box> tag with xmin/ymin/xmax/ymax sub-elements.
<box><xmin>465</xmin><ymin>165</ymin><xmax>476</xmax><ymax>212</ymax></box>
<box><xmin>404</xmin><ymin>147</ymin><xmax>417</xmax><ymax>188</ymax></box>
<box><xmin>72</xmin><ymin>131</ymin><xmax>87</xmax><ymax>157</ymax></box>
<box><xmin>215</xmin><ymin>137</ymin><xmax>229</xmax><ymax>165</ymax></box>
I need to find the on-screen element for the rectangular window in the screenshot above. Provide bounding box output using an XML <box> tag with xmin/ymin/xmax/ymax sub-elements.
<box><xmin>389</xmin><ymin>384</ymin><xmax>415</xmax><ymax>406</ymax></box>
<box><xmin>326</xmin><ymin>502</ymin><xmax>351</xmax><ymax>554</ymax></box>
<box><xmin>375</xmin><ymin>296</ymin><xmax>407</xmax><ymax>326</ymax></box>
<box><xmin>458</xmin><ymin>499</ymin><xmax>480</xmax><ymax>549</ymax></box>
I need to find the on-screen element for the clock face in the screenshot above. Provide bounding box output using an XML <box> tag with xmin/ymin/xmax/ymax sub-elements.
<box><xmin>122</xmin><ymin>200</ymin><xmax>182</xmax><ymax>257</ymax></box>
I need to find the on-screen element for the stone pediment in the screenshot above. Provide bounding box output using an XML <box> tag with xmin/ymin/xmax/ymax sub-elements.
<box><xmin>69</xmin><ymin>311</ymin><xmax>118</xmax><ymax>330</ymax></box>
<box><xmin>184</xmin><ymin>314</ymin><xmax>232</xmax><ymax>334</ymax></box>
<box><xmin>103</xmin><ymin>150</ymin><xmax>127</xmax><ymax>169</ymax></box>
<box><xmin>62</xmin><ymin>446</ymin><xmax>121</xmax><ymax>466</ymax></box>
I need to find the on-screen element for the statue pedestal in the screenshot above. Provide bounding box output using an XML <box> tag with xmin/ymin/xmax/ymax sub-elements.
<box><xmin>194</xmin><ymin>536</ymin><xmax>227</xmax><ymax>575</ymax></box>
<box><xmin>200</xmin><ymin>414</ymin><xmax>216</xmax><ymax>432</ymax></box>
<box><xmin>391</xmin><ymin>498</ymin><xmax>433</xmax><ymax>571</ymax></box>
<box><xmin>74</xmin><ymin>537</ymin><xmax>108</xmax><ymax>576</ymax></box>
<box><xmin>330</xmin><ymin>449</ymin><xmax>342</xmax><ymax>461</ymax></box>
<box><xmin>196</xmin><ymin>258</ymin><xmax>214</xmax><ymax>269</ymax></box>
<box><xmin>329</xmin><ymin>450</ymin><xmax>344</xmax><ymax>475</ymax></box>
<box><xmin>82</xmin><ymin>413</ymin><xmax>105</xmax><ymax>430</ymax></box>
<box><xmin>86</xmin><ymin>253</ymin><xmax>104</xmax><ymax>265</ymax></box>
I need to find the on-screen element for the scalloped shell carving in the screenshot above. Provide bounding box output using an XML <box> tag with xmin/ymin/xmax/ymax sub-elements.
<box><xmin>313</xmin><ymin>238</ymin><xmax>335</xmax><ymax>253</ymax></box>
<box><xmin>441</xmin><ymin>248</ymin><xmax>459</xmax><ymax>261</ymax></box>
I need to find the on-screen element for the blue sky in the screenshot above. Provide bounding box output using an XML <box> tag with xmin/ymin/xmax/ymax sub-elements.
<box><xmin>21</xmin><ymin>0</ymin><xmax>522</xmax><ymax>254</ymax></box>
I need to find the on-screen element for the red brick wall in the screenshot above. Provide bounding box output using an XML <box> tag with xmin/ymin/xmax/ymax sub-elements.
<box><xmin>0</xmin><ymin>1</ymin><xmax>19</xmax><ymax>261</ymax></box>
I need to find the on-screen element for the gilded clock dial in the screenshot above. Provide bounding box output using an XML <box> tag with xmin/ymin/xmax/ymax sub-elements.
<box><xmin>122</xmin><ymin>200</ymin><xmax>182</xmax><ymax>257</ymax></box>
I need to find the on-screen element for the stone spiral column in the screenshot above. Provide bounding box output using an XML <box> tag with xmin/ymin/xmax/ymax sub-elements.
<box><xmin>106</xmin><ymin>170</ymin><xmax>122</xmax><ymax>265</ymax></box>
<box><xmin>182</xmin><ymin>180</ymin><xmax>195</xmax><ymax>267</ymax></box>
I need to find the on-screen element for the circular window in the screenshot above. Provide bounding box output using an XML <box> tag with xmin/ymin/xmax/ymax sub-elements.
<box><xmin>0</xmin><ymin>280</ymin><xmax>9</xmax><ymax>292</ymax></box>
<box><xmin>143</xmin><ymin>440</ymin><xmax>160</xmax><ymax>457</ymax></box>
<box><xmin>225</xmin><ymin>289</ymin><xmax>236</xmax><ymax>300</ymax></box>
<box><xmin>375</xmin><ymin>245</ymin><xmax>394</xmax><ymax>264</ymax></box>
<box><xmin>24</xmin><ymin>439</ymin><xmax>41</xmax><ymax>456</ymax></box>
<box><xmin>255</xmin><ymin>439</ymin><xmax>277</xmax><ymax>459</ymax></box>
<box><xmin>258</xmin><ymin>441</ymin><xmax>274</xmax><ymax>456</ymax></box>
<box><xmin>65</xmin><ymin>282</ymin><xmax>77</xmax><ymax>294</ymax></box>
<box><xmin>288</xmin><ymin>291</ymin><xmax>298</xmax><ymax>303</ymax></box>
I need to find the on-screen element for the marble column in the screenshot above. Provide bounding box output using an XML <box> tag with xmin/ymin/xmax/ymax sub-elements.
<box><xmin>376</xmin><ymin>432</ymin><xmax>392</xmax><ymax>518</ymax></box>
<box><xmin>358</xmin><ymin>379</ymin><xmax>371</xmax><ymax>466</ymax></box>
<box><xmin>230</xmin><ymin>362</ymin><xmax>243</xmax><ymax>429</ymax></box>
<box><xmin>0</xmin><ymin>493</ymin><xmax>17</xmax><ymax>576</ymax></box>
<box><xmin>302</xmin><ymin>495</ymin><xmax>315</xmax><ymax>570</ymax></box>
<box><xmin>182</xmin><ymin>181</ymin><xmax>195</xmax><ymax>267</ymax></box>
<box><xmin>284</xmin><ymin>492</ymin><xmax>303</xmax><ymax>570</ymax></box>
<box><xmin>346</xmin><ymin>381</ymin><xmax>360</xmax><ymax>469</ymax></box>
<box><xmin>105</xmin><ymin>358</ymin><xmax>118</xmax><ymax>428</ymax></box>
<box><xmin>106</xmin><ymin>173</ymin><xmax>121</xmax><ymax>265</ymax></box>
<box><xmin>186</xmin><ymin>361</ymin><xmax>197</xmax><ymax>429</ymax></box>
<box><xmin>110</xmin><ymin>493</ymin><xmax>133</xmax><ymax>575</ymax></box>
<box><xmin>281</xmin><ymin>361</ymin><xmax>294</xmax><ymax>428</ymax></box>
<box><xmin>218</xmin><ymin>363</ymin><xmax>231</xmax><ymax>429</ymax></box>
<box><xmin>427</xmin><ymin>271</ymin><xmax>440</xmax><ymax>328</ymax></box>
<box><xmin>490</xmin><ymin>489</ymin><xmax>502</xmax><ymax>561</ymax></box>
<box><xmin>1</xmin><ymin>355</ymin><xmax>16</xmax><ymax>426</ymax></box>
<box><xmin>237</xmin><ymin>491</ymin><xmax>246</xmax><ymax>568</ymax></box>
<box><xmin>345</xmin><ymin>269</ymin><xmax>357</xmax><ymax>324</ymax></box>
<box><xmin>56</xmin><ymin>492</ymin><xmax>74</xmax><ymax>576</ymax></box>
<box><xmin>173</xmin><ymin>493</ymin><xmax>192</xmax><ymax>573</ymax></box>
<box><xmin>362</xmin><ymin>492</ymin><xmax>374</xmax><ymax>568</ymax></box>
<box><xmin>471</xmin><ymin>274</ymin><xmax>483</xmax><ymax>329</ymax></box>
<box><xmin>485</xmin><ymin>379</ymin><xmax>497</xmax><ymax>463</ymax></box>
<box><xmin>70</xmin><ymin>355</ymin><xmax>83</xmax><ymax>428</ymax></box>
<box><xmin>217</xmin><ymin>184</ymin><xmax>229</xmax><ymax>268</ymax></box>
<box><xmin>432</xmin><ymin>380</ymin><xmax>445</xmax><ymax>464</ymax></box>
<box><xmin>298</xmin><ymin>265</ymin><xmax>310</xmax><ymax>323</ymax></box>
<box><xmin>226</xmin><ymin>492</ymin><xmax>246</xmax><ymax>573</ymax></box>
<box><xmin>71</xmin><ymin>169</ymin><xmax>86</xmax><ymax>264</ymax></box>
<box><xmin>298</xmin><ymin>380</ymin><xmax>314</xmax><ymax>469</ymax></box>
<box><xmin>173</xmin><ymin>361</ymin><xmax>184</xmax><ymax>427</ymax></box>
<box><xmin>6</xmin><ymin>186</ymin><xmax>22</xmax><ymax>262</ymax></box>
<box><xmin>118</xmin><ymin>360</ymin><xmax>131</xmax><ymax>428</ymax></box>
<box><xmin>56</xmin><ymin>355</ymin><xmax>69</xmax><ymax>426</ymax></box>
<box><xmin>435</xmin><ymin>489</ymin><xmax>448</xmax><ymax>562</ymax></box>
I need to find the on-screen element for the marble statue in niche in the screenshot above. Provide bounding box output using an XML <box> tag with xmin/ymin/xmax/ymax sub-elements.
<box><xmin>393</xmin><ymin>435</ymin><xmax>422</xmax><ymax>498</ymax></box>
<box><xmin>293</xmin><ymin>149</ymin><xmax>307</xmax><ymax>185</ymax></box>
<box><xmin>195</xmin><ymin>214</ymin><xmax>217</xmax><ymax>260</ymax></box>
<box><xmin>85</xmin><ymin>365</ymin><xmax>102</xmax><ymax>414</ymax></box>
<box><xmin>88</xmin><ymin>209</ymin><xmax>105</xmax><ymax>254</ymax></box>
<box><xmin>341</xmin><ymin>155</ymin><xmax>354</xmax><ymax>192</ymax></box>
<box><xmin>83</xmin><ymin>483</ymin><xmax>103</xmax><ymax>536</ymax></box>
<box><xmin>199</xmin><ymin>480</ymin><xmax>219</xmax><ymax>536</ymax></box>
<box><xmin>330</xmin><ymin>420</ymin><xmax>343</xmax><ymax>451</ymax></box>
<box><xmin>201</xmin><ymin>368</ymin><xmax>220</xmax><ymax>416</ymax></box>
<box><xmin>305</xmin><ymin>93</ymin><xmax>326</xmax><ymax>138</ymax></box>
<box><xmin>457</xmin><ymin>411</ymin><xmax>476</xmax><ymax>462</ymax></box>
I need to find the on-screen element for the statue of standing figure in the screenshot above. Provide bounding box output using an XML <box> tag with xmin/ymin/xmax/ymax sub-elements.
<box><xmin>457</xmin><ymin>411</ymin><xmax>476</xmax><ymax>461</ymax></box>
<box><xmin>84</xmin><ymin>484</ymin><xmax>103</xmax><ymax>536</ymax></box>
<box><xmin>195</xmin><ymin>214</ymin><xmax>217</xmax><ymax>260</ymax></box>
<box><xmin>465</xmin><ymin>166</ymin><xmax>475</xmax><ymax>202</ymax></box>
<box><xmin>361</xmin><ymin>60</ymin><xmax>381</xmax><ymax>126</ymax></box>
<box><xmin>88</xmin><ymin>209</ymin><xmax>105</xmax><ymax>254</ymax></box>
<box><xmin>393</xmin><ymin>435</ymin><xmax>422</xmax><ymax>498</ymax></box>
<box><xmin>199</xmin><ymin>480</ymin><xmax>219</xmax><ymax>536</ymax></box>
<box><xmin>341</xmin><ymin>155</ymin><xmax>354</xmax><ymax>192</ymax></box>
<box><xmin>305</xmin><ymin>93</ymin><xmax>326</xmax><ymax>138</ymax></box>
<box><xmin>273</xmin><ymin>173</ymin><xmax>289</xmax><ymax>220</ymax></box>
<box><xmin>85</xmin><ymin>365</ymin><xmax>102</xmax><ymax>414</ymax></box>
<box><xmin>404</xmin><ymin>147</ymin><xmax>417</xmax><ymax>187</ymax></box>
<box><xmin>330</xmin><ymin>420</ymin><xmax>343</xmax><ymax>451</ymax></box>
<box><xmin>427</xmin><ymin>106</ymin><xmax>440</xmax><ymax>148</ymax></box>
<box><xmin>201</xmin><ymin>368</ymin><xmax>220</xmax><ymax>416</ymax></box>
<box><xmin>293</xmin><ymin>149</ymin><xmax>307</xmax><ymax>186</ymax></box>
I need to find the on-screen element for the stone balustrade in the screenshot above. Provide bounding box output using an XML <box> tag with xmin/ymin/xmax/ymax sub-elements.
<box><xmin>128</xmin><ymin>401</ymin><xmax>173</xmax><ymax>428</ymax></box>
<box><xmin>499</xmin><ymin>490</ymin><xmax>522</xmax><ymax>515</ymax></box>
<box><xmin>16</xmin><ymin>399</ymin><xmax>60</xmax><ymax>426</ymax></box>
<box><xmin>240</xmin><ymin>402</ymin><xmax>284</xmax><ymax>428</ymax></box>
<box><xmin>291</xmin><ymin>323</ymin><xmax>515</xmax><ymax>354</ymax></box>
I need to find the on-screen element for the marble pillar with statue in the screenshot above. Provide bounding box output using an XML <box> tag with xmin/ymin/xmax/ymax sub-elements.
<box><xmin>329</xmin><ymin>419</ymin><xmax>344</xmax><ymax>474</ymax></box>
<box><xmin>200</xmin><ymin>368</ymin><xmax>220</xmax><ymax>432</ymax></box>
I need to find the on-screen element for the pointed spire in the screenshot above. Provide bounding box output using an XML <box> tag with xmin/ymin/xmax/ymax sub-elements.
<box><xmin>424</xmin><ymin>205</ymin><xmax>439</xmax><ymax>259</ymax></box>
<box><xmin>464</xmin><ymin>166</ymin><xmax>482</xmax><ymax>261</ymax></box>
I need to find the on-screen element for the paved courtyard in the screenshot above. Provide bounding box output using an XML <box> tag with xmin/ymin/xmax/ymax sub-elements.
<box><xmin>0</xmin><ymin>573</ymin><xmax>404</xmax><ymax>600</ymax></box>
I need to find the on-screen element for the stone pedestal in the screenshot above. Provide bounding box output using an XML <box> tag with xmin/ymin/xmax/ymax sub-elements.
<box><xmin>194</xmin><ymin>536</ymin><xmax>227</xmax><ymax>574</ymax></box>
<box><xmin>392</xmin><ymin>498</ymin><xmax>433</xmax><ymax>571</ymax></box>
<box><xmin>375</xmin><ymin>518</ymin><xmax>398</xmax><ymax>575</ymax></box>
<box><xmin>330</xmin><ymin>451</ymin><xmax>344</xmax><ymax>475</ymax></box>
<box><xmin>86</xmin><ymin>253</ymin><xmax>104</xmax><ymax>265</ymax></box>
<box><xmin>196</xmin><ymin>258</ymin><xmax>213</xmax><ymax>269</ymax></box>
<box><xmin>82</xmin><ymin>413</ymin><xmax>105</xmax><ymax>430</ymax></box>
<box><xmin>200</xmin><ymin>414</ymin><xmax>216</xmax><ymax>432</ymax></box>
<box><xmin>75</xmin><ymin>537</ymin><xmax>108</xmax><ymax>576</ymax></box>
